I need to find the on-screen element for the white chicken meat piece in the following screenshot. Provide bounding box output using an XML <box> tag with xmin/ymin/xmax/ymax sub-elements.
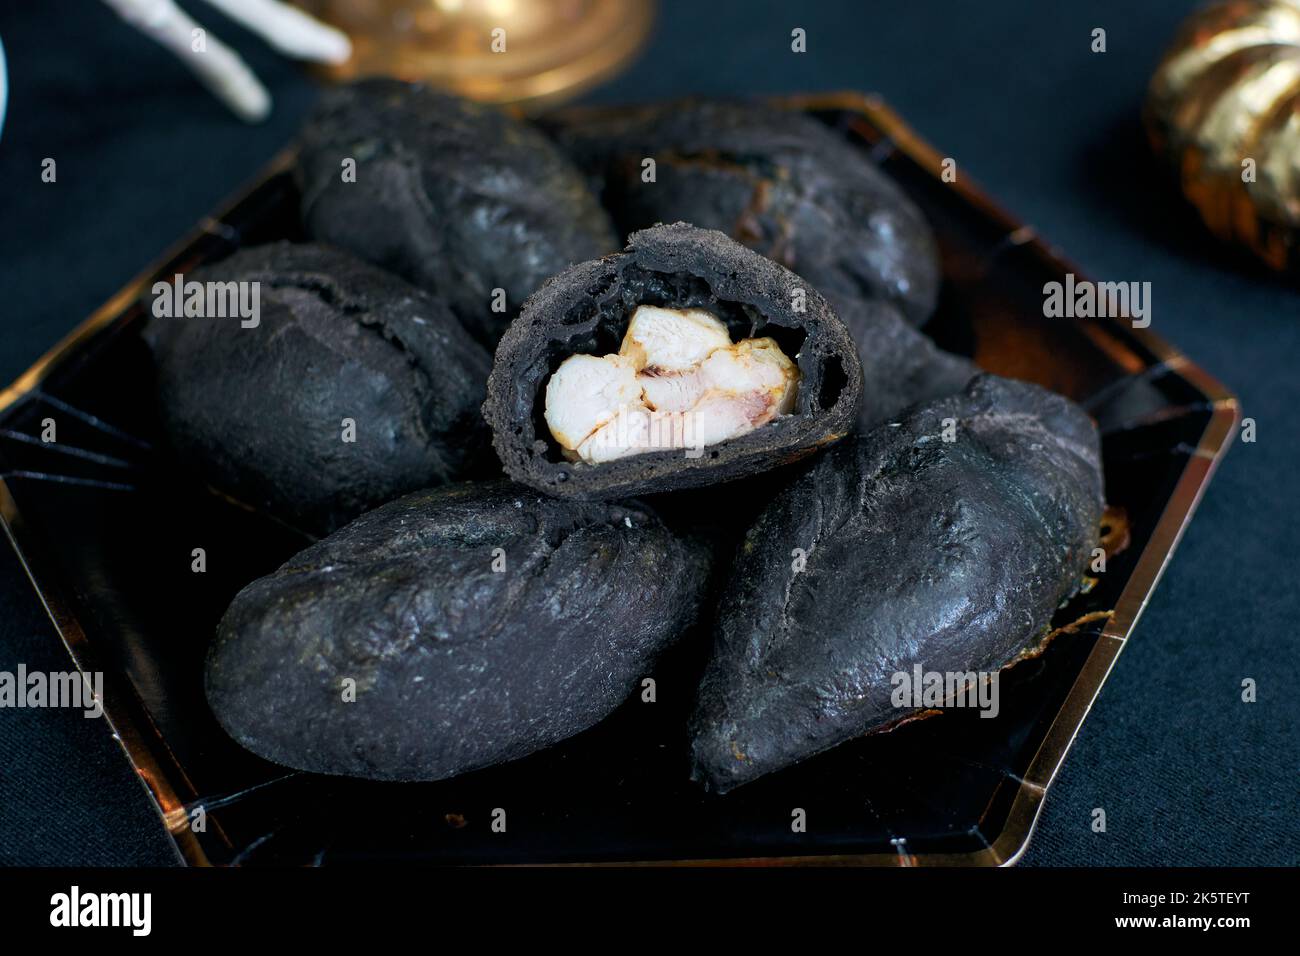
<box><xmin>576</xmin><ymin>405</ymin><xmax>657</xmax><ymax>464</ymax></box>
<box><xmin>639</xmin><ymin>368</ymin><xmax>707</xmax><ymax>413</ymax></box>
<box><xmin>543</xmin><ymin>353</ymin><xmax>643</xmax><ymax>452</ymax></box>
<box><xmin>544</xmin><ymin>306</ymin><xmax>800</xmax><ymax>465</ymax></box>
<box><xmin>699</xmin><ymin>339</ymin><xmax>799</xmax><ymax>416</ymax></box>
<box><xmin>619</xmin><ymin>306</ymin><xmax>732</xmax><ymax>371</ymax></box>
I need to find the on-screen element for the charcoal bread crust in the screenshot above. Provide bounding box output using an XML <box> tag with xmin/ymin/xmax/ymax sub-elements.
<box><xmin>483</xmin><ymin>223</ymin><xmax>864</xmax><ymax>500</ymax></box>
<box><xmin>829</xmin><ymin>293</ymin><xmax>977</xmax><ymax>430</ymax></box>
<box><xmin>690</xmin><ymin>374</ymin><xmax>1104</xmax><ymax>793</ymax></box>
<box><xmin>296</xmin><ymin>78</ymin><xmax>619</xmax><ymax>346</ymax></box>
<box><xmin>142</xmin><ymin>241</ymin><xmax>492</xmax><ymax>536</ymax></box>
<box><xmin>544</xmin><ymin>98</ymin><xmax>941</xmax><ymax>326</ymax></box>
<box><xmin>205</xmin><ymin>482</ymin><xmax>712</xmax><ymax>781</ymax></box>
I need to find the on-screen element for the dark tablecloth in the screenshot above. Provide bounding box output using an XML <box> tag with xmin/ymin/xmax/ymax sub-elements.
<box><xmin>0</xmin><ymin>0</ymin><xmax>1294</xmax><ymax>866</ymax></box>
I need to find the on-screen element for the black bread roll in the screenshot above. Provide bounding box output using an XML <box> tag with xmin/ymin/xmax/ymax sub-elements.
<box><xmin>545</xmin><ymin>98</ymin><xmax>941</xmax><ymax>326</ymax></box>
<box><xmin>143</xmin><ymin>241</ymin><xmax>492</xmax><ymax>535</ymax></box>
<box><xmin>690</xmin><ymin>374</ymin><xmax>1104</xmax><ymax>793</ymax></box>
<box><xmin>206</xmin><ymin>482</ymin><xmax>711</xmax><ymax>781</ymax></box>
<box><xmin>297</xmin><ymin>79</ymin><xmax>619</xmax><ymax>346</ymax></box>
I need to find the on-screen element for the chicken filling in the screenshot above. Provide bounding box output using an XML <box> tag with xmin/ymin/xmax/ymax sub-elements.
<box><xmin>544</xmin><ymin>305</ymin><xmax>799</xmax><ymax>464</ymax></box>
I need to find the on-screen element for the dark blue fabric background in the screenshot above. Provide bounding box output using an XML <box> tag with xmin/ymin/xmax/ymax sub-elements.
<box><xmin>0</xmin><ymin>0</ymin><xmax>1295</xmax><ymax>866</ymax></box>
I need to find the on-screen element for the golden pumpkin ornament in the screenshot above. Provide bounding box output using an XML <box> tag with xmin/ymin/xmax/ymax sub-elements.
<box><xmin>1146</xmin><ymin>0</ymin><xmax>1300</xmax><ymax>271</ymax></box>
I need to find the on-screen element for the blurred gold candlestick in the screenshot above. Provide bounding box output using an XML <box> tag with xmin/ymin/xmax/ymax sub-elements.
<box><xmin>296</xmin><ymin>0</ymin><xmax>654</xmax><ymax>109</ymax></box>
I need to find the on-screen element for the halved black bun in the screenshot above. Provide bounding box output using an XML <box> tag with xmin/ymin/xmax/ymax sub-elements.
<box><xmin>483</xmin><ymin>223</ymin><xmax>863</xmax><ymax>500</ymax></box>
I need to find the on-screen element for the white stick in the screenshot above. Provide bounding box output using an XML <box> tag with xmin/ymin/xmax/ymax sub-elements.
<box><xmin>101</xmin><ymin>0</ymin><xmax>271</xmax><ymax>122</ymax></box>
<box><xmin>201</xmin><ymin>0</ymin><xmax>352</xmax><ymax>64</ymax></box>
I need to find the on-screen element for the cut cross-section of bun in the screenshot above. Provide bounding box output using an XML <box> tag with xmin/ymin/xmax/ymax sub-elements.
<box><xmin>483</xmin><ymin>223</ymin><xmax>864</xmax><ymax>500</ymax></box>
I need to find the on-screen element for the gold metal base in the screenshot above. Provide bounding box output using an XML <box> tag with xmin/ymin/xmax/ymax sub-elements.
<box><xmin>295</xmin><ymin>0</ymin><xmax>655</xmax><ymax>110</ymax></box>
